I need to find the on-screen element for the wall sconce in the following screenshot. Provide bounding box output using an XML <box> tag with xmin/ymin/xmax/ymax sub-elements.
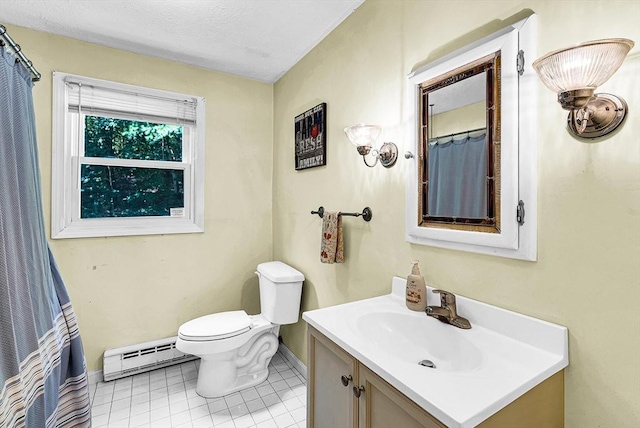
<box><xmin>532</xmin><ymin>38</ymin><xmax>634</xmax><ymax>138</ymax></box>
<box><xmin>344</xmin><ymin>124</ymin><xmax>398</xmax><ymax>168</ymax></box>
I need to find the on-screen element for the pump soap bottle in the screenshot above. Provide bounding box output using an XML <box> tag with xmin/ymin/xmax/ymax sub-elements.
<box><xmin>406</xmin><ymin>260</ymin><xmax>427</xmax><ymax>311</ymax></box>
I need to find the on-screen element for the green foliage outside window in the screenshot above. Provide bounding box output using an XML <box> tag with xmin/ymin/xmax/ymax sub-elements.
<box><xmin>84</xmin><ymin>115</ymin><xmax>183</xmax><ymax>161</ymax></box>
<box><xmin>81</xmin><ymin>116</ymin><xmax>185</xmax><ymax>219</ymax></box>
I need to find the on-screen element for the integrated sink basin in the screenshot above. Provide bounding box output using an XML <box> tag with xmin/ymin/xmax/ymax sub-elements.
<box><xmin>303</xmin><ymin>276</ymin><xmax>568</xmax><ymax>427</ymax></box>
<box><xmin>357</xmin><ymin>312</ymin><xmax>484</xmax><ymax>372</ymax></box>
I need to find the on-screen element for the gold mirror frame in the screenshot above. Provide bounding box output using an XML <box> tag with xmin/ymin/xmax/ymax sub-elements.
<box><xmin>417</xmin><ymin>52</ymin><xmax>501</xmax><ymax>234</ymax></box>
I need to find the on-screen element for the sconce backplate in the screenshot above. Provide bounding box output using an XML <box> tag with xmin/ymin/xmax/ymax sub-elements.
<box><xmin>379</xmin><ymin>142</ymin><xmax>398</xmax><ymax>168</ymax></box>
<box><xmin>567</xmin><ymin>93</ymin><xmax>628</xmax><ymax>139</ymax></box>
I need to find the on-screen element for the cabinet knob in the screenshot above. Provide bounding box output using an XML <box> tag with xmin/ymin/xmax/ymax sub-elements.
<box><xmin>353</xmin><ymin>385</ymin><xmax>365</xmax><ymax>398</ymax></box>
<box><xmin>340</xmin><ymin>374</ymin><xmax>352</xmax><ymax>387</ymax></box>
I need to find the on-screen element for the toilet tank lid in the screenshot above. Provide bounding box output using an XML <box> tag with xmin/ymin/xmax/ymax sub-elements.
<box><xmin>257</xmin><ymin>261</ymin><xmax>304</xmax><ymax>283</ymax></box>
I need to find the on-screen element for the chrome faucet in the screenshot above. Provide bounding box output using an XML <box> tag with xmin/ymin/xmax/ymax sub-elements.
<box><xmin>426</xmin><ymin>289</ymin><xmax>471</xmax><ymax>329</ymax></box>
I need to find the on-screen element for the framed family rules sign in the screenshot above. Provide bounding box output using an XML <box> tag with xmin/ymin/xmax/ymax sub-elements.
<box><xmin>295</xmin><ymin>103</ymin><xmax>327</xmax><ymax>170</ymax></box>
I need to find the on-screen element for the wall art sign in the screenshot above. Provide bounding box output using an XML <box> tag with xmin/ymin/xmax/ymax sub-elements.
<box><xmin>295</xmin><ymin>103</ymin><xmax>327</xmax><ymax>170</ymax></box>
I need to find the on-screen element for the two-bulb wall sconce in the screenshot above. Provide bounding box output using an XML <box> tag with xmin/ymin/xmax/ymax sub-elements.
<box><xmin>344</xmin><ymin>124</ymin><xmax>398</xmax><ymax>168</ymax></box>
<box><xmin>533</xmin><ymin>38</ymin><xmax>634</xmax><ymax>139</ymax></box>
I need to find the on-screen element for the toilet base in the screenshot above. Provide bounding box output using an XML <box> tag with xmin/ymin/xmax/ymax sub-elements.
<box><xmin>196</xmin><ymin>362</ymin><xmax>270</xmax><ymax>398</ymax></box>
<box><xmin>195</xmin><ymin>327</ymin><xmax>280</xmax><ymax>398</ymax></box>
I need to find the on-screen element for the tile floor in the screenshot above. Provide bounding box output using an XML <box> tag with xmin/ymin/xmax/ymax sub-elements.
<box><xmin>90</xmin><ymin>353</ymin><xmax>307</xmax><ymax>428</ymax></box>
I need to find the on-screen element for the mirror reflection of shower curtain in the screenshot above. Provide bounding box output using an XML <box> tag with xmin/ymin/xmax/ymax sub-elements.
<box><xmin>428</xmin><ymin>134</ymin><xmax>488</xmax><ymax>219</ymax></box>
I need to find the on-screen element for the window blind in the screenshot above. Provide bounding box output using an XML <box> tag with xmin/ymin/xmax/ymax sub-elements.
<box><xmin>65</xmin><ymin>79</ymin><xmax>198</xmax><ymax>126</ymax></box>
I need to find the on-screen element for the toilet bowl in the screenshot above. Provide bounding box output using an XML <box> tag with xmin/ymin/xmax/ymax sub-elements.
<box><xmin>176</xmin><ymin>261</ymin><xmax>304</xmax><ymax>398</ymax></box>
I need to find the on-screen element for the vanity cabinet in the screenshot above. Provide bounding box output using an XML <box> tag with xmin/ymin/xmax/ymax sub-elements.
<box><xmin>307</xmin><ymin>326</ymin><xmax>564</xmax><ymax>428</ymax></box>
<box><xmin>357</xmin><ymin>363</ymin><xmax>444</xmax><ymax>428</ymax></box>
<box><xmin>307</xmin><ymin>326</ymin><xmax>443</xmax><ymax>428</ymax></box>
<box><xmin>307</xmin><ymin>325</ymin><xmax>358</xmax><ymax>428</ymax></box>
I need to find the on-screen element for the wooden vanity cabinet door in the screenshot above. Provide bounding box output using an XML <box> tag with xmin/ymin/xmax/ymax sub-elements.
<box><xmin>357</xmin><ymin>363</ymin><xmax>445</xmax><ymax>428</ymax></box>
<box><xmin>308</xmin><ymin>326</ymin><xmax>358</xmax><ymax>428</ymax></box>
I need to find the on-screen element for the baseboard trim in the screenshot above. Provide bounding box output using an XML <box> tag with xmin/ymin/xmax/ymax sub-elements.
<box><xmin>278</xmin><ymin>343</ymin><xmax>307</xmax><ymax>379</ymax></box>
<box><xmin>87</xmin><ymin>369</ymin><xmax>103</xmax><ymax>386</ymax></box>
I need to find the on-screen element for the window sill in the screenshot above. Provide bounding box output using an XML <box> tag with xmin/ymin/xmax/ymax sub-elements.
<box><xmin>51</xmin><ymin>217</ymin><xmax>204</xmax><ymax>239</ymax></box>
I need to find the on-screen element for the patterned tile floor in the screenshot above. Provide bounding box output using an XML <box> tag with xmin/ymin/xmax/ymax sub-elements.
<box><xmin>89</xmin><ymin>353</ymin><xmax>307</xmax><ymax>428</ymax></box>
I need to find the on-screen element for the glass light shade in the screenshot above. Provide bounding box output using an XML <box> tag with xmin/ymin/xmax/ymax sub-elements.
<box><xmin>532</xmin><ymin>38</ymin><xmax>634</xmax><ymax>93</ymax></box>
<box><xmin>344</xmin><ymin>124</ymin><xmax>381</xmax><ymax>147</ymax></box>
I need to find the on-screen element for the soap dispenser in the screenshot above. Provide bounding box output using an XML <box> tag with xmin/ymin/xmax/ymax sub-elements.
<box><xmin>406</xmin><ymin>260</ymin><xmax>427</xmax><ymax>311</ymax></box>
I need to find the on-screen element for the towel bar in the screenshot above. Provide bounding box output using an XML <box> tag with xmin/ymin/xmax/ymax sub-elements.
<box><xmin>311</xmin><ymin>206</ymin><xmax>372</xmax><ymax>222</ymax></box>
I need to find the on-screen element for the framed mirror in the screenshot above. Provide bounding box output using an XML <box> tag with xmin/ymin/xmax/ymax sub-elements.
<box><xmin>406</xmin><ymin>14</ymin><xmax>537</xmax><ymax>261</ymax></box>
<box><xmin>419</xmin><ymin>52</ymin><xmax>500</xmax><ymax>233</ymax></box>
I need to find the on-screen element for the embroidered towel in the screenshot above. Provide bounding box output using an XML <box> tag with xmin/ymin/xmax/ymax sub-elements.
<box><xmin>320</xmin><ymin>211</ymin><xmax>344</xmax><ymax>264</ymax></box>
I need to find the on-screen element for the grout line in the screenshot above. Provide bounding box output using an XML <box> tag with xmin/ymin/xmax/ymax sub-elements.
<box><xmin>91</xmin><ymin>351</ymin><xmax>307</xmax><ymax>428</ymax></box>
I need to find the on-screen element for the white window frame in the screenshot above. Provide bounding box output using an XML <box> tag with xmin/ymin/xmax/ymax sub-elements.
<box><xmin>52</xmin><ymin>72</ymin><xmax>206</xmax><ymax>239</ymax></box>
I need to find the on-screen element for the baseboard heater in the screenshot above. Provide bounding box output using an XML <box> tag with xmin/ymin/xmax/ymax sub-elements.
<box><xmin>103</xmin><ymin>336</ymin><xmax>198</xmax><ymax>382</ymax></box>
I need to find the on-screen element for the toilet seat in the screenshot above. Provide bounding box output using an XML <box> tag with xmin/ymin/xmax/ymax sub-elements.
<box><xmin>178</xmin><ymin>310</ymin><xmax>252</xmax><ymax>341</ymax></box>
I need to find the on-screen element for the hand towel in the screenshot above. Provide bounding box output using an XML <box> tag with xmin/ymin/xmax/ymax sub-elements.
<box><xmin>320</xmin><ymin>211</ymin><xmax>344</xmax><ymax>264</ymax></box>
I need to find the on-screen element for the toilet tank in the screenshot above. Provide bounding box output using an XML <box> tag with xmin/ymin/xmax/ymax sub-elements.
<box><xmin>256</xmin><ymin>261</ymin><xmax>304</xmax><ymax>325</ymax></box>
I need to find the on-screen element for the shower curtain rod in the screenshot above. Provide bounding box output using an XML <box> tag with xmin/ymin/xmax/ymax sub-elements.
<box><xmin>0</xmin><ymin>24</ymin><xmax>41</xmax><ymax>82</ymax></box>
<box><xmin>429</xmin><ymin>126</ymin><xmax>487</xmax><ymax>144</ymax></box>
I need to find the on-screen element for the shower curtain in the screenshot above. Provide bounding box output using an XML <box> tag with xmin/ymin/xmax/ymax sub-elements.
<box><xmin>428</xmin><ymin>133</ymin><xmax>488</xmax><ymax>218</ymax></box>
<box><xmin>1</xmin><ymin>47</ymin><xmax>91</xmax><ymax>427</ymax></box>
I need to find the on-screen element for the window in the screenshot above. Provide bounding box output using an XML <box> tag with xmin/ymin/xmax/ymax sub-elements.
<box><xmin>52</xmin><ymin>72</ymin><xmax>205</xmax><ymax>238</ymax></box>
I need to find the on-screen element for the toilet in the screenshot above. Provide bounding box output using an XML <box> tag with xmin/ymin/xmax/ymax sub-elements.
<box><xmin>176</xmin><ymin>261</ymin><xmax>304</xmax><ymax>398</ymax></box>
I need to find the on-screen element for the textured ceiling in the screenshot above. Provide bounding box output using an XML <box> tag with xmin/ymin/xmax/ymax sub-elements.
<box><xmin>0</xmin><ymin>0</ymin><xmax>364</xmax><ymax>82</ymax></box>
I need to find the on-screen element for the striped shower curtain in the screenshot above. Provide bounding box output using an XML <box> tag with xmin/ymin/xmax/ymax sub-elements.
<box><xmin>1</xmin><ymin>46</ymin><xmax>91</xmax><ymax>426</ymax></box>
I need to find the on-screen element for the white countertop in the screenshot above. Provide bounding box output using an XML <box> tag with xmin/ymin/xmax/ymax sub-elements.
<box><xmin>302</xmin><ymin>276</ymin><xmax>568</xmax><ymax>427</ymax></box>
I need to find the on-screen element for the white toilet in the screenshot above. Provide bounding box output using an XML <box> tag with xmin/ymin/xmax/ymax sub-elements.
<box><xmin>176</xmin><ymin>261</ymin><xmax>304</xmax><ymax>398</ymax></box>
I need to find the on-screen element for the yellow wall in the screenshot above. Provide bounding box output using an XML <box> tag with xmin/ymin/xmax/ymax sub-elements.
<box><xmin>432</xmin><ymin>101</ymin><xmax>486</xmax><ymax>137</ymax></box>
<box><xmin>4</xmin><ymin>25</ymin><xmax>274</xmax><ymax>372</ymax></box>
<box><xmin>273</xmin><ymin>1</ymin><xmax>639</xmax><ymax>427</ymax></box>
<box><xmin>5</xmin><ymin>0</ymin><xmax>640</xmax><ymax>425</ymax></box>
